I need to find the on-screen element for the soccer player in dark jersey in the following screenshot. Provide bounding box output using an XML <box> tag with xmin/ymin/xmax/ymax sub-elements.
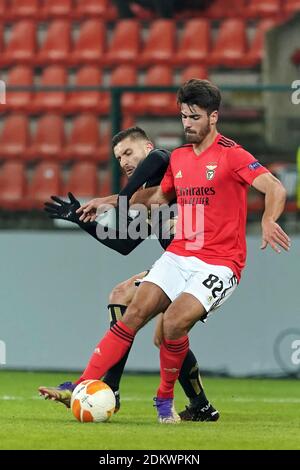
<box><xmin>40</xmin><ymin>126</ymin><xmax>218</xmax><ymax>422</ymax></box>
<box><xmin>41</xmin><ymin>80</ymin><xmax>290</xmax><ymax>424</ymax></box>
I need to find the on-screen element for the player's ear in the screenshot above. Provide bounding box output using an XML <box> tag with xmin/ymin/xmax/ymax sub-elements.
<box><xmin>146</xmin><ymin>141</ymin><xmax>154</xmax><ymax>151</ymax></box>
<box><xmin>210</xmin><ymin>110</ymin><xmax>218</xmax><ymax>126</ymax></box>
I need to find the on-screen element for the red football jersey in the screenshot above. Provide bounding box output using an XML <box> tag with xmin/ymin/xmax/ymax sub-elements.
<box><xmin>161</xmin><ymin>134</ymin><xmax>269</xmax><ymax>280</ymax></box>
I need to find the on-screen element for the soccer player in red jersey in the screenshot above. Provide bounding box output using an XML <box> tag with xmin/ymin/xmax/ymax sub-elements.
<box><xmin>42</xmin><ymin>80</ymin><xmax>291</xmax><ymax>423</ymax></box>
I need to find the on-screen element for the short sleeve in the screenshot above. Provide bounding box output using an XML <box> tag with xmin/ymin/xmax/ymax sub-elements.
<box><xmin>160</xmin><ymin>164</ymin><xmax>174</xmax><ymax>193</ymax></box>
<box><xmin>228</xmin><ymin>146</ymin><xmax>270</xmax><ymax>185</ymax></box>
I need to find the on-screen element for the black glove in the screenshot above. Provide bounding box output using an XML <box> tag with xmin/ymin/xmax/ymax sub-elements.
<box><xmin>44</xmin><ymin>192</ymin><xmax>81</xmax><ymax>224</ymax></box>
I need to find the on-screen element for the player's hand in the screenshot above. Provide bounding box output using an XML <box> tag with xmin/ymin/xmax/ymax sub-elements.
<box><xmin>260</xmin><ymin>218</ymin><xmax>291</xmax><ymax>253</ymax></box>
<box><xmin>44</xmin><ymin>192</ymin><xmax>81</xmax><ymax>224</ymax></box>
<box><xmin>76</xmin><ymin>198</ymin><xmax>113</xmax><ymax>223</ymax></box>
<box><xmin>153</xmin><ymin>313</ymin><xmax>164</xmax><ymax>348</ymax></box>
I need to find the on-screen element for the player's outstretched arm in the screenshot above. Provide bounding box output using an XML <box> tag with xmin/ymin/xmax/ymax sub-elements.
<box><xmin>44</xmin><ymin>192</ymin><xmax>148</xmax><ymax>255</ymax></box>
<box><xmin>252</xmin><ymin>173</ymin><xmax>291</xmax><ymax>253</ymax></box>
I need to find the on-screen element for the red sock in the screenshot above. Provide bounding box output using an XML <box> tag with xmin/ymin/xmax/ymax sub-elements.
<box><xmin>157</xmin><ymin>336</ymin><xmax>189</xmax><ymax>399</ymax></box>
<box><xmin>76</xmin><ymin>321</ymin><xmax>135</xmax><ymax>384</ymax></box>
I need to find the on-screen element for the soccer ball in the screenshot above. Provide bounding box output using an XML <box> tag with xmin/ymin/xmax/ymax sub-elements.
<box><xmin>71</xmin><ymin>380</ymin><xmax>116</xmax><ymax>423</ymax></box>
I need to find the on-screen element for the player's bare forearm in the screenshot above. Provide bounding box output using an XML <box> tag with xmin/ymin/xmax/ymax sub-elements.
<box><xmin>129</xmin><ymin>186</ymin><xmax>175</xmax><ymax>207</ymax></box>
<box><xmin>252</xmin><ymin>173</ymin><xmax>290</xmax><ymax>253</ymax></box>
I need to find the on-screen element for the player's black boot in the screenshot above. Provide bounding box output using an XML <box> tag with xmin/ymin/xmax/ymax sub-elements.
<box><xmin>179</xmin><ymin>402</ymin><xmax>220</xmax><ymax>422</ymax></box>
<box><xmin>114</xmin><ymin>390</ymin><xmax>121</xmax><ymax>414</ymax></box>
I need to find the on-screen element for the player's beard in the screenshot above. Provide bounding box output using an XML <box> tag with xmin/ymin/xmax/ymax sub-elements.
<box><xmin>185</xmin><ymin>121</ymin><xmax>211</xmax><ymax>144</ymax></box>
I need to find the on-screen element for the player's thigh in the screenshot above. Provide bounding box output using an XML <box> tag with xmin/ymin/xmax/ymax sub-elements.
<box><xmin>123</xmin><ymin>281</ymin><xmax>171</xmax><ymax>331</ymax></box>
<box><xmin>185</xmin><ymin>265</ymin><xmax>238</xmax><ymax>319</ymax></box>
<box><xmin>163</xmin><ymin>293</ymin><xmax>206</xmax><ymax>340</ymax></box>
<box><xmin>109</xmin><ymin>270</ymin><xmax>149</xmax><ymax>305</ymax></box>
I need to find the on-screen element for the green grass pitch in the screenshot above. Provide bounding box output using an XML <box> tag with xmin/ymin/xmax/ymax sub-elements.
<box><xmin>0</xmin><ymin>371</ymin><xmax>299</xmax><ymax>450</ymax></box>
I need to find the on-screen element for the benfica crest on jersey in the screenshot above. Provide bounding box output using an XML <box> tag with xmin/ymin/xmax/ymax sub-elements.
<box><xmin>206</xmin><ymin>164</ymin><xmax>217</xmax><ymax>180</ymax></box>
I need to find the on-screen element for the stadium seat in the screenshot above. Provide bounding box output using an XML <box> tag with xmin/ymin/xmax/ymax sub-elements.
<box><xmin>209</xmin><ymin>19</ymin><xmax>248</xmax><ymax>68</ymax></box>
<box><xmin>0</xmin><ymin>23</ymin><xmax>3</xmax><ymax>54</ymax></box>
<box><xmin>31</xmin><ymin>65</ymin><xmax>67</xmax><ymax>112</ymax></box>
<box><xmin>283</xmin><ymin>0</ymin><xmax>300</xmax><ymax>14</ymax></box>
<box><xmin>0</xmin><ymin>113</ymin><xmax>29</xmax><ymax>159</ymax></box>
<box><xmin>27</xmin><ymin>114</ymin><xmax>64</xmax><ymax>161</ymax></box>
<box><xmin>0</xmin><ymin>161</ymin><xmax>26</xmax><ymax>209</ymax></box>
<box><xmin>241</xmin><ymin>19</ymin><xmax>278</xmax><ymax>67</ymax></box>
<box><xmin>62</xmin><ymin>113</ymin><xmax>103</xmax><ymax>162</ymax></box>
<box><xmin>180</xmin><ymin>65</ymin><xmax>209</xmax><ymax>83</ymax></box>
<box><xmin>0</xmin><ymin>21</ymin><xmax>36</xmax><ymax>66</ymax></box>
<box><xmin>6</xmin><ymin>66</ymin><xmax>33</xmax><ymax>111</ymax></box>
<box><xmin>65</xmin><ymin>65</ymin><xmax>103</xmax><ymax>113</ymax></box>
<box><xmin>27</xmin><ymin>161</ymin><xmax>62</xmax><ymax>208</ymax></box>
<box><xmin>139</xmin><ymin>20</ymin><xmax>175</xmax><ymax>66</ymax></box>
<box><xmin>98</xmin><ymin>171</ymin><xmax>112</xmax><ymax>197</ymax></box>
<box><xmin>131</xmin><ymin>66</ymin><xmax>174</xmax><ymax>116</ymax></box>
<box><xmin>74</xmin><ymin>0</ymin><xmax>109</xmax><ymax>18</ymax></box>
<box><xmin>246</xmin><ymin>0</ymin><xmax>282</xmax><ymax>18</ymax></box>
<box><xmin>0</xmin><ymin>1</ymin><xmax>8</xmax><ymax>20</ymax></box>
<box><xmin>104</xmin><ymin>20</ymin><xmax>140</xmax><ymax>66</ymax></box>
<box><xmin>8</xmin><ymin>0</ymin><xmax>39</xmax><ymax>19</ymax></box>
<box><xmin>173</xmin><ymin>19</ymin><xmax>210</xmax><ymax>65</ymax></box>
<box><xmin>101</xmin><ymin>65</ymin><xmax>137</xmax><ymax>115</ymax></box>
<box><xmin>41</xmin><ymin>0</ymin><xmax>73</xmax><ymax>19</ymax></box>
<box><xmin>64</xmin><ymin>162</ymin><xmax>99</xmax><ymax>198</ymax></box>
<box><xmin>98</xmin><ymin>127</ymin><xmax>110</xmax><ymax>164</ymax></box>
<box><xmin>36</xmin><ymin>20</ymin><xmax>71</xmax><ymax>65</ymax></box>
<box><xmin>70</xmin><ymin>20</ymin><xmax>105</xmax><ymax>65</ymax></box>
<box><xmin>204</xmin><ymin>0</ymin><xmax>246</xmax><ymax>19</ymax></box>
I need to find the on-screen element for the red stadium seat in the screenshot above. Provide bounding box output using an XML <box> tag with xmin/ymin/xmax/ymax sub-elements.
<box><xmin>242</xmin><ymin>19</ymin><xmax>278</xmax><ymax>67</ymax></box>
<box><xmin>75</xmin><ymin>0</ymin><xmax>108</xmax><ymax>18</ymax></box>
<box><xmin>204</xmin><ymin>0</ymin><xmax>246</xmax><ymax>19</ymax></box>
<box><xmin>98</xmin><ymin>127</ymin><xmax>110</xmax><ymax>163</ymax></box>
<box><xmin>0</xmin><ymin>113</ymin><xmax>29</xmax><ymax>159</ymax></box>
<box><xmin>131</xmin><ymin>66</ymin><xmax>174</xmax><ymax>116</ymax></box>
<box><xmin>37</xmin><ymin>20</ymin><xmax>71</xmax><ymax>65</ymax></box>
<box><xmin>104</xmin><ymin>20</ymin><xmax>140</xmax><ymax>66</ymax></box>
<box><xmin>31</xmin><ymin>65</ymin><xmax>67</xmax><ymax>112</ymax></box>
<box><xmin>62</xmin><ymin>113</ymin><xmax>103</xmax><ymax>162</ymax></box>
<box><xmin>41</xmin><ymin>0</ymin><xmax>73</xmax><ymax>19</ymax></box>
<box><xmin>209</xmin><ymin>19</ymin><xmax>248</xmax><ymax>67</ymax></box>
<box><xmin>65</xmin><ymin>65</ymin><xmax>103</xmax><ymax>113</ymax></box>
<box><xmin>8</xmin><ymin>0</ymin><xmax>39</xmax><ymax>19</ymax></box>
<box><xmin>180</xmin><ymin>65</ymin><xmax>209</xmax><ymax>83</ymax></box>
<box><xmin>27</xmin><ymin>114</ymin><xmax>65</xmax><ymax>161</ymax></box>
<box><xmin>98</xmin><ymin>171</ymin><xmax>112</xmax><ymax>197</ymax></box>
<box><xmin>0</xmin><ymin>161</ymin><xmax>26</xmax><ymax>209</ymax></box>
<box><xmin>6</xmin><ymin>65</ymin><xmax>33</xmax><ymax>111</ymax></box>
<box><xmin>0</xmin><ymin>23</ymin><xmax>3</xmax><ymax>55</ymax></box>
<box><xmin>27</xmin><ymin>161</ymin><xmax>62</xmax><ymax>208</ymax></box>
<box><xmin>0</xmin><ymin>1</ymin><xmax>8</xmax><ymax>20</ymax></box>
<box><xmin>101</xmin><ymin>65</ymin><xmax>137</xmax><ymax>115</ymax></box>
<box><xmin>1</xmin><ymin>21</ymin><xmax>36</xmax><ymax>66</ymax></box>
<box><xmin>283</xmin><ymin>0</ymin><xmax>300</xmax><ymax>14</ymax></box>
<box><xmin>70</xmin><ymin>20</ymin><xmax>105</xmax><ymax>65</ymax></box>
<box><xmin>246</xmin><ymin>0</ymin><xmax>282</xmax><ymax>18</ymax></box>
<box><xmin>139</xmin><ymin>20</ymin><xmax>175</xmax><ymax>66</ymax></box>
<box><xmin>173</xmin><ymin>19</ymin><xmax>210</xmax><ymax>65</ymax></box>
<box><xmin>64</xmin><ymin>162</ymin><xmax>99</xmax><ymax>198</ymax></box>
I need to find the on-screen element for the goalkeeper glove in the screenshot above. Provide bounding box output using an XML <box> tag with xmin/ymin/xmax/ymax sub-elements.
<box><xmin>44</xmin><ymin>192</ymin><xmax>81</xmax><ymax>224</ymax></box>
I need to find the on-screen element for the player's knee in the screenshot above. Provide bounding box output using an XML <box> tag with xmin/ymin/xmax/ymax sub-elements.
<box><xmin>109</xmin><ymin>281</ymin><xmax>130</xmax><ymax>305</ymax></box>
<box><xmin>163</xmin><ymin>314</ymin><xmax>188</xmax><ymax>340</ymax></box>
<box><xmin>122</xmin><ymin>304</ymin><xmax>149</xmax><ymax>332</ymax></box>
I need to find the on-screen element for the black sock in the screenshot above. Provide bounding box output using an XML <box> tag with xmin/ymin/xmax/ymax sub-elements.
<box><xmin>179</xmin><ymin>349</ymin><xmax>210</xmax><ymax>408</ymax></box>
<box><xmin>103</xmin><ymin>304</ymin><xmax>131</xmax><ymax>393</ymax></box>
